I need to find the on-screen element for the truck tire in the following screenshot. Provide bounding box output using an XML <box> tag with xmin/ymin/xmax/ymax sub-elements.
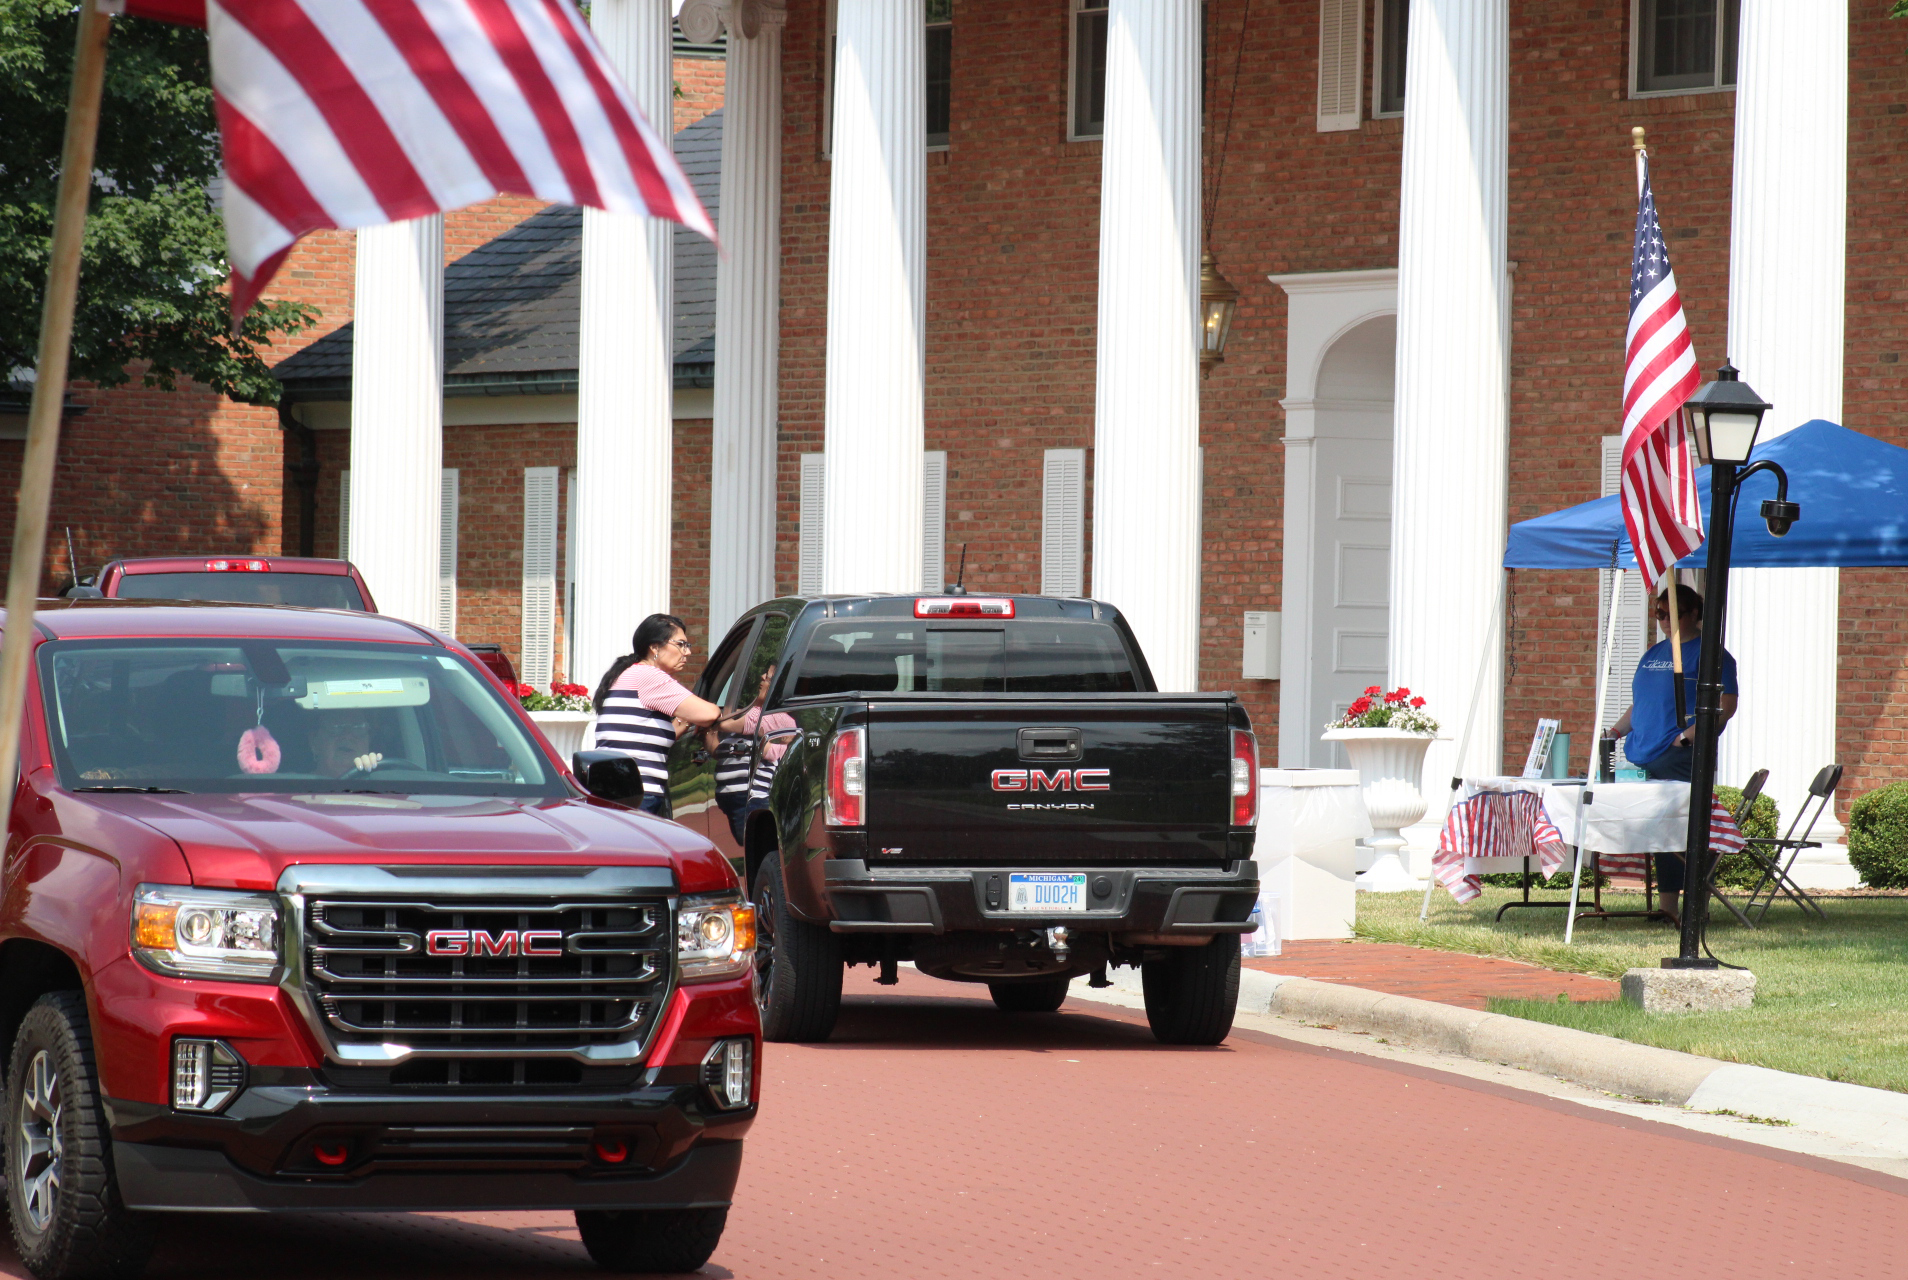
<box><xmin>988</xmin><ymin>979</ymin><xmax>1070</xmax><ymax>1013</ymax></box>
<box><xmin>752</xmin><ymin>851</ymin><xmax>842</xmax><ymax>1043</ymax></box>
<box><xmin>6</xmin><ymin>992</ymin><xmax>154</xmax><ymax>1280</ymax></box>
<box><xmin>574</xmin><ymin>1207</ymin><xmax>728</xmax><ymax>1273</ymax></box>
<box><xmin>1140</xmin><ymin>935</ymin><xmax>1241</xmax><ymax>1046</ymax></box>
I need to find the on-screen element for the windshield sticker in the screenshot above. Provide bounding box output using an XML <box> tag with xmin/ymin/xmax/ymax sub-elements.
<box><xmin>295</xmin><ymin>677</ymin><xmax>430</xmax><ymax>709</ymax></box>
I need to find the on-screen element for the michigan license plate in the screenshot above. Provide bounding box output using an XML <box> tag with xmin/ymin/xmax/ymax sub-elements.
<box><xmin>1007</xmin><ymin>873</ymin><xmax>1088</xmax><ymax>913</ymax></box>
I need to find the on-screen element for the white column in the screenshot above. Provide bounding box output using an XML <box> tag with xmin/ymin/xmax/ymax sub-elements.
<box><xmin>349</xmin><ymin>216</ymin><xmax>443</xmax><ymax>627</ymax></box>
<box><xmin>1089</xmin><ymin>0</ymin><xmax>1202</xmax><ymax>690</ymax></box>
<box><xmin>699</xmin><ymin>0</ymin><xmax>785</xmax><ymax>637</ymax></box>
<box><xmin>574</xmin><ymin>0</ymin><xmax>673</xmax><ymax>683</ymax></box>
<box><xmin>822</xmin><ymin>0</ymin><xmax>925</xmax><ymax>595</ymax></box>
<box><xmin>1390</xmin><ymin>0</ymin><xmax>1509</xmax><ymax>839</ymax></box>
<box><xmin>1719</xmin><ymin>0</ymin><xmax>1847</xmax><ymax>839</ymax></box>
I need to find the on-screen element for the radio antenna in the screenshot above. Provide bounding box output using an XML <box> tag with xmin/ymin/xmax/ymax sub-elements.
<box><xmin>951</xmin><ymin>543</ymin><xmax>968</xmax><ymax>595</ymax></box>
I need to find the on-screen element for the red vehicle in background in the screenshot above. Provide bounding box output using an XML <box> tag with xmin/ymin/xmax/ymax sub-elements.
<box><xmin>76</xmin><ymin>557</ymin><xmax>521</xmax><ymax>688</ymax></box>
<box><xmin>0</xmin><ymin>600</ymin><xmax>757</xmax><ymax>1277</ymax></box>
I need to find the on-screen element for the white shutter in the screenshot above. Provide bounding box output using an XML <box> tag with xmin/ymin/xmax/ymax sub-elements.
<box><xmin>1599</xmin><ymin>436</ymin><xmax>1649</xmax><ymax>765</ymax></box>
<box><xmin>521</xmin><ymin>467</ymin><xmax>559</xmax><ymax>689</ymax></box>
<box><xmin>437</xmin><ymin>469</ymin><xmax>459</xmax><ymax>635</ymax></box>
<box><xmin>799</xmin><ymin>453</ymin><xmax>825</xmax><ymax>595</ymax></box>
<box><xmin>923</xmin><ymin>451</ymin><xmax>947</xmax><ymax>592</ymax></box>
<box><xmin>1042</xmin><ymin>448</ymin><xmax>1086</xmax><ymax>597</ymax></box>
<box><xmin>1316</xmin><ymin>0</ymin><xmax>1364</xmax><ymax>132</ymax></box>
<box><xmin>338</xmin><ymin>470</ymin><xmax>351</xmax><ymax>561</ymax></box>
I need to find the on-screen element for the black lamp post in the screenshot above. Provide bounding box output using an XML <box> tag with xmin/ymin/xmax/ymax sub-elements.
<box><xmin>1667</xmin><ymin>362</ymin><xmax>1798</xmax><ymax>968</ymax></box>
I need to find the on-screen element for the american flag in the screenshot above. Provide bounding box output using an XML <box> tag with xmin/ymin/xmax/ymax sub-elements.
<box><xmin>1620</xmin><ymin>154</ymin><xmax>1704</xmax><ymax>587</ymax></box>
<box><xmin>107</xmin><ymin>0</ymin><xmax>714</xmax><ymax>317</ymax></box>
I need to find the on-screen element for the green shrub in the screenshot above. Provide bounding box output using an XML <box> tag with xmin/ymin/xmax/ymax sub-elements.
<box><xmin>1713</xmin><ymin>784</ymin><xmax>1780</xmax><ymax>890</ymax></box>
<box><xmin>1848</xmin><ymin>781</ymin><xmax>1908</xmax><ymax>889</ymax></box>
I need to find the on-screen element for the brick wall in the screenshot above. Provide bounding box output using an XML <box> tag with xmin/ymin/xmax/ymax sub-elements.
<box><xmin>676</xmin><ymin>54</ymin><xmax>727</xmax><ymax>131</ymax></box>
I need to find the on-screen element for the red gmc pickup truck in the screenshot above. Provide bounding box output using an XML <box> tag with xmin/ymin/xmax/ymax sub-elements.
<box><xmin>0</xmin><ymin>601</ymin><xmax>757</xmax><ymax>1278</ymax></box>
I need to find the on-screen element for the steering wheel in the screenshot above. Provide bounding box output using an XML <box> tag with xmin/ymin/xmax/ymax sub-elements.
<box><xmin>341</xmin><ymin>757</ymin><xmax>425</xmax><ymax>781</ymax></box>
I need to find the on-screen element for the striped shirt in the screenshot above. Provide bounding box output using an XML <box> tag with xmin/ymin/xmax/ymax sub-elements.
<box><xmin>595</xmin><ymin>664</ymin><xmax>689</xmax><ymax>795</ymax></box>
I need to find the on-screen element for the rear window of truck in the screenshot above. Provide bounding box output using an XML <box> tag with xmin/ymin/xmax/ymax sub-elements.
<box><xmin>789</xmin><ymin>620</ymin><xmax>1142</xmax><ymax>697</ymax></box>
<box><xmin>112</xmin><ymin>571</ymin><xmax>366</xmax><ymax>610</ymax></box>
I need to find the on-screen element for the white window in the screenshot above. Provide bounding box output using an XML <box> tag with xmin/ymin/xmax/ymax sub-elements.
<box><xmin>1372</xmin><ymin>0</ymin><xmax>1406</xmax><ymax>118</ymax></box>
<box><xmin>1631</xmin><ymin>0</ymin><xmax>1739</xmax><ymax>96</ymax></box>
<box><xmin>799</xmin><ymin>453</ymin><xmax>826</xmax><ymax>595</ymax></box>
<box><xmin>521</xmin><ymin>467</ymin><xmax>559</xmax><ymax>689</ymax></box>
<box><xmin>1598</xmin><ymin>437</ymin><xmax>1649</xmax><ymax>766</ymax></box>
<box><xmin>923</xmin><ymin>450</ymin><xmax>947</xmax><ymax>591</ymax></box>
<box><xmin>1041</xmin><ymin>449</ymin><xmax>1086</xmax><ymax>597</ymax></box>
<box><xmin>1068</xmin><ymin>0</ymin><xmax>1109</xmax><ymax>141</ymax></box>
<box><xmin>797</xmin><ymin>452</ymin><xmax>947</xmax><ymax>594</ymax></box>
<box><xmin>1316</xmin><ymin>0</ymin><xmax>1363</xmax><ymax>132</ymax></box>
<box><xmin>437</xmin><ymin>469</ymin><xmax>459</xmax><ymax>636</ymax></box>
<box><xmin>338</xmin><ymin>469</ymin><xmax>350</xmax><ymax>561</ymax></box>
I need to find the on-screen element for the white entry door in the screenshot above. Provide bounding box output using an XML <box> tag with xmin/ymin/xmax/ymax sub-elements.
<box><xmin>1312</xmin><ymin>435</ymin><xmax>1392</xmax><ymax>767</ymax></box>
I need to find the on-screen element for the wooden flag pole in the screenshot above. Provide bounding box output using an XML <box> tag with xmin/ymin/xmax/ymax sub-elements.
<box><xmin>0</xmin><ymin>0</ymin><xmax>112</xmax><ymax>823</ymax></box>
<box><xmin>1633</xmin><ymin>125</ymin><xmax>1690</xmax><ymax>731</ymax></box>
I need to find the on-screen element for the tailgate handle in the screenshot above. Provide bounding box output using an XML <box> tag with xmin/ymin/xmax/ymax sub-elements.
<box><xmin>1017</xmin><ymin>727</ymin><xmax>1082</xmax><ymax>761</ymax></box>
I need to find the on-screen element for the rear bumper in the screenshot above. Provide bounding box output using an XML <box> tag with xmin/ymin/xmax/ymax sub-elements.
<box><xmin>108</xmin><ymin>1076</ymin><xmax>750</xmax><ymax>1213</ymax></box>
<box><xmin>821</xmin><ymin>859</ymin><xmax>1258</xmax><ymax>935</ymax></box>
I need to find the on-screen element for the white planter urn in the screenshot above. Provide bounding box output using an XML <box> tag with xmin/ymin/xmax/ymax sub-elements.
<box><xmin>1322</xmin><ymin>728</ymin><xmax>1434</xmax><ymax>892</ymax></box>
<box><xmin>528</xmin><ymin>710</ymin><xmax>596</xmax><ymax>763</ymax></box>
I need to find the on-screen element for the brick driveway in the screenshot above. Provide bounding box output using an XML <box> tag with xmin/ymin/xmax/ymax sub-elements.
<box><xmin>7</xmin><ymin>968</ymin><xmax>1903</xmax><ymax>1280</ymax></box>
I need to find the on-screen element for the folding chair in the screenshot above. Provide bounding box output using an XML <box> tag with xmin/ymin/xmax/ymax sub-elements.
<box><xmin>1705</xmin><ymin>768</ymin><xmax>1767</xmax><ymax>929</ymax></box>
<box><xmin>1740</xmin><ymin>764</ymin><xmax>1840</xmax><ymax>924</ymax></box>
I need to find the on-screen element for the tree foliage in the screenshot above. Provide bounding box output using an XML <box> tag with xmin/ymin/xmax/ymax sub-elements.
<box><xmin>0</xmin><ymin>0</ymin><xmax>316</xmax><ymax>404</ymax></box>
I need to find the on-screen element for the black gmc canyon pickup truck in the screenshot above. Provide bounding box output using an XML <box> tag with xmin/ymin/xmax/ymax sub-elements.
<box><xmin>660</xmin><ymin>593</ymin><xmax>1260</xmax><ymax>1047</ymax></box>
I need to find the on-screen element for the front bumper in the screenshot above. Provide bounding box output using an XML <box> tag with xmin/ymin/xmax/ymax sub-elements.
<box><xmin>821</xmin><ymin>859</ymin><xmax>1258</xmax><ymax>934</ymax></box>
<box><xmin>108</xmin><ymin>1070</ymin><xmax>751</xmax><ymax>1213</ymax></box>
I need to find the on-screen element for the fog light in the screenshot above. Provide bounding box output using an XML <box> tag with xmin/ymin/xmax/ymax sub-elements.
<box><xmin>701</xmin><ymin>1038</ymin><xmax>753</xmax><ymax>1111</ymax></box>
<box><xmin>172</xmin><ymin>1039</ymin><xmax>246</xmax><ymax>1113</ymax></box>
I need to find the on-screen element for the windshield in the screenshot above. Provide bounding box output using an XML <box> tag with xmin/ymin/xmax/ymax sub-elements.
<box><xmin>39</xmin><ymin>640</ymin><xmax>562</xmax><ymax>797</ymax></box>
<box><xmin>789</xmin><ymin>620</ymin><xmax>1143</xmax><ymax>697</ymax></box>
<box><xmin>112</xmin><ymin>572</ymin><xmax>367</xmax><ymax>610</ymax></box>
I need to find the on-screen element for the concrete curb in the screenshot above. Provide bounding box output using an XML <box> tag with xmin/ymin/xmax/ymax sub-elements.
<box><xmin>1082</xmin><ymin>966</ymin><xmax>1908</xmax><ymax>1156</ymax></box>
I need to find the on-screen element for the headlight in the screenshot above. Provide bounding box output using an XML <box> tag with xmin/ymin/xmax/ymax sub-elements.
<box><xmin>676</xmin><ymin>894</ymin><xmax>755</xmax><ymax>983</ymax></box>
<box><xmin>133</xmin><ymin>884</ymin><xmax>281</xmax><ymax>981</ymax></box>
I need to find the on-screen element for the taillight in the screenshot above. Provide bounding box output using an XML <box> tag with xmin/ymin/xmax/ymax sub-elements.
<box><xmin>1231</xmin><ymin>729</ymin><xmax>1258</xmax><ymax>826</ymax></box>
<box><xmin>914</xmin><ymin>597</ymin><xmax>1014</xmax><ymax>618</ymax></box>
<box><xmin>825</xmin><ymin>727</ymin><xmax>865</xmax><ymax>827</ymax></box>
<box><xmin>206</xmin><ymin>559</ymin><xmax>269</xmax><ymax>572</ymax></box>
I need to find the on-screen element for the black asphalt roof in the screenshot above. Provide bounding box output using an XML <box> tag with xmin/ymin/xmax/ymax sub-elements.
<box><xmin>273</xmin><ymin>108</ymin><xmax>721</xmax><ymax>399</ymax></box>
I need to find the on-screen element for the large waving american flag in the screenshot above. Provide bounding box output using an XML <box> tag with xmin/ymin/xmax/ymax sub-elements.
<box><xmin>104</xmin><ymin>0</ymin><xmax>714</xmax><ymax>316</ymax></box>
<box><xmin>1620</xmin><ymin>153</ymin><xmax>1704</xmax><ymax>587</ymax></box>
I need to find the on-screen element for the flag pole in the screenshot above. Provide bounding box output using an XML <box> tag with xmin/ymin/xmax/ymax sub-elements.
<box><xmin>1634</xmin><ymin>125</ymin><xmax>1690</xmax><ymax>731</ymax></box>
<box><xmin>0</xmin><ymin>0</ymin><xmax>112</xmax><ymax>825</ymax></box>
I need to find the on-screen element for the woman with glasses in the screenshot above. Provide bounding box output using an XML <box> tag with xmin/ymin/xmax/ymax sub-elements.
<box><xmin>592</xmin><ymin>614</ymin><xmax>723</xmax><ymax>815</ymax></box>
<box><xmin>1600</xmin><ymin>584</ymin><xmax>1739</xmax><ymax>924</ymax></box>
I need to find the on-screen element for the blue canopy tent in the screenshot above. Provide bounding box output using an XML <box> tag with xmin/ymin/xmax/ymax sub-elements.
<box><xmin>1505</xmin><ymin>420</ymin><xmax>1908</xmax><ymax>570</ymax></box>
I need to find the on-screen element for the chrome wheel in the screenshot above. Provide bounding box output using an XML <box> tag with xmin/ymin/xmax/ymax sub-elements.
<box><xmin>752</xmin><ymin>872</ymin><xmax>779</xmax><ymax>1017</ymax></box>
<box><xmin>16</xmin><ymin>1049</ymin><xmax>62</xmax><ymax>1234</ymax></box>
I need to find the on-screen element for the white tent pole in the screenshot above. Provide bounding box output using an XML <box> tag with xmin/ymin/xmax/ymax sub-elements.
<box><xmin>1566</xmin><ymin>566</ymin><xmax>1626</xmax><ymax>943</ymax></box>
<box><xmin>1421</xmin><ymin>569</ymin><xmax>1510</xmax><ymax>922</ymax></box>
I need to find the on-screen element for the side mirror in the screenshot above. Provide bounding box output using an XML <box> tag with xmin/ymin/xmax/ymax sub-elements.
<box><xmin>64</xmin><ymin>585</ymin><xmax>103</xmax><ymax>599</ymax></box>
<box><xmin>572</xmin><ymin>750</ymin><xmax>646</xmax><ymax>803</ymax></box>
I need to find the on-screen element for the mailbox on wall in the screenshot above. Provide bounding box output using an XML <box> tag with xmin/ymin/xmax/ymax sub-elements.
<box><xmin>1243</xmin><ymin>611</ymin><xmax>1280</xmax><ymax>680</ymax></box>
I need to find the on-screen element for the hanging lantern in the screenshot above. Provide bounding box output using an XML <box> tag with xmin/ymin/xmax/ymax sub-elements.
<box><xmin>1199</xmin><ymin>250</ymin><xmax>1241</xmax><ymax>376</ymax></box>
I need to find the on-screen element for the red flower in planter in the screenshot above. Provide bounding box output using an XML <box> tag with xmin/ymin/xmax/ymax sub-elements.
<box><xmin>1363</xmin><ymin>685</ymin><xmax>1382</xmax><ymax>697</ymax></box>
<box><xmin>1347</xmin><ymin>697</ymin><xmax>1374</xmax><ymax>716</ymax></box>
<box><xmin>1411</xmin><ymin>697</ymin><xmax>1426</xmax><ymax>708</ymax></box>
<box><xmin>513</xmin><ymin>683</ymin><xmax>535</xmax><ymax>698</ymax></box>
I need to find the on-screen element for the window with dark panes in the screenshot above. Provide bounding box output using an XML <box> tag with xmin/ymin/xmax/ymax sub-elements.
<box><xmin>1071</xmin><ymin>0</ymin><xmax>1108</xmax><ymax>140</ymax></box>
<box><xmin>1634</xmin><ymin>0</ymin><xmax>1739</xmax><ymax>94</ymax></box>
<box><xmin>927</xmin><ymin>0</ymin><xmax>952</xmax><ymax>147</ymax></box>
<box><xmin>1375</xmin><ymin>0</ymin><xmax>1408</xmax><ymax>117</ymax></box>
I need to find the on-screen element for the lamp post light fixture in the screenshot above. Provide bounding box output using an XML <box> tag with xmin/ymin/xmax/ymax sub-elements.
<box><xmin>1668</xmin><ymin>361</ymin><xmax>1799</xmax><ymax>970</ymax></box>
<box><xmin>1198</xmin><ymin>250</ymin><xmax>1240</xmax><ymax>376</ymax></box>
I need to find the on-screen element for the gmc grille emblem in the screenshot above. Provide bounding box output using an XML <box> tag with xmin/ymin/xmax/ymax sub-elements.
<box><xmin>990</xmin><ymin>768</ymin><xmax>1110</xmax><ymax>792</ymax></box>
<box><xmin>424</xmin><ymin>929</ymin><xmax>564</xmax><ymax>958</ymax></box>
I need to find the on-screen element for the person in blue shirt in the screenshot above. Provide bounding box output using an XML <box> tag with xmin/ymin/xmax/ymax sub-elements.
<box><xmin>1600</xmin><ymin>584</ymin><xmax>1738</xmax><ymax>923</ymax></box>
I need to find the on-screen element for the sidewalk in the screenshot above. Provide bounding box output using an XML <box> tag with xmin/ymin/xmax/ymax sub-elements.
<box><xmin>1246</xmin><ymin>940</ymin><xmax>1618</xmax><ymax>1009</ymax></box>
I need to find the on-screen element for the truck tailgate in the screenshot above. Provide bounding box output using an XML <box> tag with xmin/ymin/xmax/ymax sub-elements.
<box><xmin>861</xmin><ymin>696</ymin><xmax>1233</xmax><ymax>864</ymax></box>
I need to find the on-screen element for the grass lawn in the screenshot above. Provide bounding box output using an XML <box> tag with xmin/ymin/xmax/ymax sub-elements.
<box><xmin>1355</xmin><ymin>888</ymin><xmax>1908</xmax><ymax>1094</ymax></box>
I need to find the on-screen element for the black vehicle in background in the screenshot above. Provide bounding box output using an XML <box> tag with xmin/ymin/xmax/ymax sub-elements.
<box><xmin>660</xmin><ymin>593</ymin><xmax>1261</xmax><ymax>1046</ymax></box>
